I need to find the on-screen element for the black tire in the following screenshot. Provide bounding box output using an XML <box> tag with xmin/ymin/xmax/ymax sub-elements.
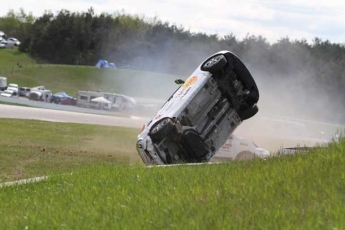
<box><xmin>201</xmin><ymin>54</ymin><xmax>227</xmax><ymax>74</ymax></box>
<box><xmin>238</xmin><ymin>104</ymin><xmax>259</xmax><ymax>120</ymax></box>
<box><xmin>150</xmin><ymin>119</ymin><xmax>174</xmax><ymax>142</ymax></box>
<box><xmin>224</xmin><ymin>52</ymin><xmax>259</xmax><ymax>103</ymax></box>
<box><xmin>245</xmin><ymin>95</ymin><xmax>259</xmax><ymax>107</ymax></box>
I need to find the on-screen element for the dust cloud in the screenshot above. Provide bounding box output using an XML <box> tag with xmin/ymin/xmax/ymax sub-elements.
<box><xmin>96</xmin><ymin>38</ymin><xmax>344</xmax><ymax>152</ymax></box>
<box><xmin>235</xmin><ymin>59</ymin><xmax>345</xmax><ymax>151</ymax></box>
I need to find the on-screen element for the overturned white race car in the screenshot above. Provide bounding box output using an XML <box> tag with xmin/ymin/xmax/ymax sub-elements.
<box><xmin>137</xmin><ymin>51</ymin><xmax>261</xmax><ymax>165</ymax></box>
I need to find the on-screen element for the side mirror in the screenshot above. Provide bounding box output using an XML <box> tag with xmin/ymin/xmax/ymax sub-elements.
<box><xmin>174</xmin><ymin>79</ymin><xmax>185</xmax><ymax>85</ymax></box>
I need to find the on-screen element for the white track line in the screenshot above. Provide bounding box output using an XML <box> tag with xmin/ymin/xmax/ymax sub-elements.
<box><xmin>0</xmin><ymin>176</ymin><xmax>48</xmax><ymax>189</ymax></box>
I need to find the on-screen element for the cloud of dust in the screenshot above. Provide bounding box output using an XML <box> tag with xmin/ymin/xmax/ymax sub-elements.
<box><xmin>95</xmin><ymin>35</ymin><xmax>344</xmax><ymax>151</ymax></box>
<box><xmin>235</xmin><ymin>44</ymin><xmax>345</xmax><ymax>151</ymax></box>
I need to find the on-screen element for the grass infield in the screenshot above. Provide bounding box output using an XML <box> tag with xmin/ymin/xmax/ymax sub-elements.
<box><xmin>0</xmin><ymin>119</ymin><xmax>344</xmax><ymax>229</ymax></box>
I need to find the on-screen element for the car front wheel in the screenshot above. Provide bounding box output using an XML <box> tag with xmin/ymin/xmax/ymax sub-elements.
<box><xmin>150</xmin><ymin>118</ymin><xmax>174</xmax><ymax>142</ymax></box>
<box><xmin>201</xmin><ymin>54</ymin><xmax>227</xmax><ymax>74</ymax></box>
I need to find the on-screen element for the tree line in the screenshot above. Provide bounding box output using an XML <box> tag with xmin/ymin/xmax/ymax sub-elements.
<box><xmin>1</xmin><ymin>8</ymin><xmax>345</xmax><ymax>123</ymax></box>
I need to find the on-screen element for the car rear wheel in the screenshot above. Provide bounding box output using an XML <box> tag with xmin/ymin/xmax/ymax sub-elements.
<box><xmin>201</xmin><ymin>54</ymin><xmax>227</xmax><ymax>74</ymax></box>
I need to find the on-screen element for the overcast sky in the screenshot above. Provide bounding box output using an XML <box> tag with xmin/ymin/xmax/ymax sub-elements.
<box><xmin>1</xmin><ymin>0</ymin><xmax>345</xmax><ymax>44</ymax></box>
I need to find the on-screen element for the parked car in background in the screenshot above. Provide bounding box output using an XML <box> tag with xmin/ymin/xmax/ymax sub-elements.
<box><xmin>0</xmin><ymin>31</ymin><xmax>7</xmax><ymax>39</ymax></box>
<box><xmin>0</xmin><ymin>89</ymin><xmax>15</xmax><ymax>97</ymax></box>
<box><xmin>28</xmin><ymin>90</ymin><xmax>52</xmax><ymax>102</ymax></box>
<box><xmin>76</xmin><ymin>91</ymin><xmax>136</xmax><ymax>111</ymax></box>
<box><xmin>7</xmin><ymin>83</ymin><xmax>18</xmax><ymax>96</ymax></box>
<box><xmin>0</xmin><ymin>37</ymin><xmax>7</xmax><ymax>48</ymax></box>
<box><xmin>0</xmin><ymin>37</ymin><xmax>15</xmax><ymax>49</ymax></box>
<box><xmin>51</xmin><ymin>92</ymin><xmax>77</xmax><ymax>105</ymax></box>
<box><xmin>7</xmin><ymin>38</ymin><xmax>20</xmax><ymax>46</ymax></box>
<box><xmin>18</xmin><ymin>87</ymin><xmax>31</xmax><ymax>97</ymax></box>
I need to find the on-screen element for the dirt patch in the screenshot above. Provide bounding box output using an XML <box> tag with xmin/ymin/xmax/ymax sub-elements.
<box><xmin>23</xmin><ymin>158</ymin><xmax>38</xmax><ymax>163</ymax></box>
<box><xmin>80</xmin><ymin>137</ymin><xmax>94</xmax><ymax>141</ymax></box>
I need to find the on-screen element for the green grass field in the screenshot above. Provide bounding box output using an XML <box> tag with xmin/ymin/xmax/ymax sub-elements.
<box><xmin>1</xmin><ymin>49</ymin><xmax>345</xmax><ymax>230</ymax></box>
<box><xmin>0</xmin><ymin>48</ymin><xmax>36</xmax><ymax>70</ymax></box>
<box><xmin>0</xmin><ymin>119</ymin><xmax>345</xmax><ymax>229</ymax></box>
<box><xmin>0</xmin><ymin>119</ymin><xmax>141</xmax><ymax>182</ymax></box>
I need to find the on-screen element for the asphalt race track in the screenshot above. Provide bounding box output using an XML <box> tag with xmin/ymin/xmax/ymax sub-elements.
<box><xmin>0</xmin><ymin>104</ymin><xmax>342</xmax><ymax>152</ymax></box>
<box><xmin>0</xmin><ymin>104</ymin><xmax>146</xmax><ymax>129</ymax></box>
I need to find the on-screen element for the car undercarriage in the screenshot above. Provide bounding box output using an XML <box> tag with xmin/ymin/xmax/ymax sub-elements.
<box><xmin>137</xmin><ymin>51</ymin><xmax>259</xmax><ymax>165</ymax></box>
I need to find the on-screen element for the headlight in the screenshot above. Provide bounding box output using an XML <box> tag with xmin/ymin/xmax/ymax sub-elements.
<box><xmin>150</xmin><ymin>118</ymin><xmax>171</xmax><ymax>135</ymax></box>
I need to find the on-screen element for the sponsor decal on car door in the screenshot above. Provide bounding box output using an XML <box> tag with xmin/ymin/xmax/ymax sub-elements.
<box><xmin>174</xmin><ymin>76</ymin><xmax>198</xmax><ymax>100</ymax></box>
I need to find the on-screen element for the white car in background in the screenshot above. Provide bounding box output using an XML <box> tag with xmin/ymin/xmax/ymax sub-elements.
<box><xmin>1</xmin><ymin>89</ymin><xmax>15</xmax><ymax>97</ymax></box>
<box><xmin>137</xmin><ymin>51</ymin><xmax>260</xmax><ymax>165</ymax></box>
<box><xmin>7</xmin><ymin>83</ymin><xmax>18</xmax><ymax>96</ymax></box>
<box><xmin>0</xmin><ymin>37</ymin><xmax>7</xmax><ymax>48</ymax></box>
<box><xmin>7</xmin><ymin>38</ymin><xmax>20</xmax><ymax>46</ymax></box>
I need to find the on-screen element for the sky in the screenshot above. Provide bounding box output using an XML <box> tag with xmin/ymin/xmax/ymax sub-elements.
<box><xmin>1</xmin><ymin>0</ymin><xmax>345</xmax><ymax>44</ymax></box>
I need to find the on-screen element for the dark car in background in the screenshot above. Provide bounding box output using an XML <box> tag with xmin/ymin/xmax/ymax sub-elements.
<box><xmin>51</xmin><ymin>92</ymin><xmax>77</xmax><ymax>105</ymax></box>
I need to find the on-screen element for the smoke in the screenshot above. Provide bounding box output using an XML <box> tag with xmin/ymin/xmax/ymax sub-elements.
<box><xmin>233</xmin><ymin>43</ymin><xmax>345</xmax><ymax>151</ymax></box>
<box><xmin>95</xmin><ymin>34</ymin><xmax>345</xmax><ymax>152</ymax></box>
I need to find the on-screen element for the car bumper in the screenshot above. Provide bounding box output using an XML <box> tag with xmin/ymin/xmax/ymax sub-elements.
<box><xmin>137</xmin><ymin>136</ymin><xmax>164</xmax><ymax>165</ymax></box>
<box><xmin>254</xmin><ymin>148</ymin><xmax>270</xmax><ymax>158</ymax></box>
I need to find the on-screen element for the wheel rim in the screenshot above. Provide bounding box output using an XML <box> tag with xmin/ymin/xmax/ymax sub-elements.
<box><xmin>204</xmin><ymin>55</ymin><xmax>222</xmax><ymax>68</ymax></box>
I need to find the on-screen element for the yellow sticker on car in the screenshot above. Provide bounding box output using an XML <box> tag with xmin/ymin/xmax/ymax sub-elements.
<box><xmin>182</xmin><ymin>76</ymin><xmax>198</xmax><ymax>88</ymax></box>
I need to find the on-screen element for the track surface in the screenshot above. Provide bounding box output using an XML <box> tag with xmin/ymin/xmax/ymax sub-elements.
<box><xmin>0</xmin><ymin>104</ymin><xmax>145</xmax><ymax>129</ymax></box>
<box><xmin>0</xmin><ymin>104</ymin><xmax>342</xmax><ymax>151</ymax></box>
